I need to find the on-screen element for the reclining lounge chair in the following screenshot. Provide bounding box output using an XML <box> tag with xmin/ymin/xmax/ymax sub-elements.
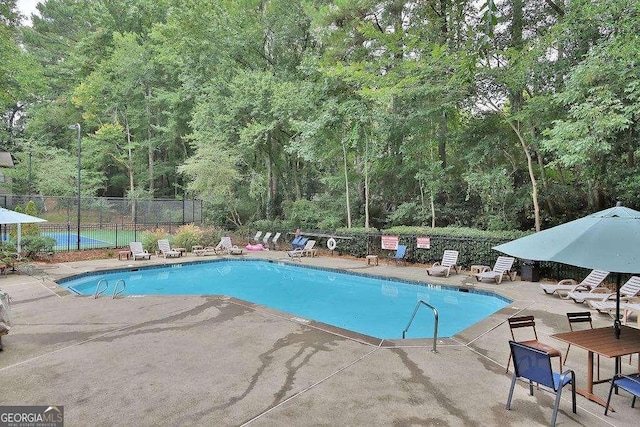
<box><xmin>219</xmin><ymin>237</ymin><xmax>243</xmax><ymax>255</ymax></box>
<box><xmin>566</xmin><ymin>275</ymin><xmax>640</xmax><ymax>303</ymax></box>
<box><xmin>157</xmin><ymin>239</ymin><xmax>181</xmax><ymax>258</ymax></box>
<box><xmin>129</xmin><ymin>242</ymin><xmax>151</xmax><ymax>260</ymax></box>
<box><xmin>193</xmin><ymin>246</ymin><xmax>218</xmax><ymax>256</ymax></box>
<box><xmin>539</xmin><ymin>269</ymin><xmax>609</xmax><ymax>297</ymax></box>
<box><xmin>474</xmin><ymin>256</ymin><xmax>515</xmax><ymax>284</ymax></box>
<box><xmin>426</xmin><ymin>250</ymin><xmax>460</xmax><ymax>278</ymax></box>
<box><xmin>287</xmin><ymin>240</ymin><xmax>317</xmax><ymax>260</ymax></box>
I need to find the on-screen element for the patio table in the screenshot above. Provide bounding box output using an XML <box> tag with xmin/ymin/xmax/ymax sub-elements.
<box><xmin>551</xmin><ymin>325</ymin><xmax>640</xmax><ymax>409</ymax></box>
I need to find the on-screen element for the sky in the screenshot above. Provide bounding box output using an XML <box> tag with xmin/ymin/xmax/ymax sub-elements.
<box><xmin>17</xmin><ymin>0</ymin><xmax>41</xmax><ymax>21</ymax></box>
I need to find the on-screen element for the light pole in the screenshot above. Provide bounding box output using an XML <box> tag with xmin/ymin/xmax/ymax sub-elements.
<box><xmin>69</xmin><ymin>123</ymin><xmax>81</xmax><ymax>251</ymax></box>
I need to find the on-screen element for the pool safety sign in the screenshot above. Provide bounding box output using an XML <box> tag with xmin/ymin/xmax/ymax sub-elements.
<box><xmin>416</xmin><ymin>237</ymin><xmax>431</xmax><ymax>249</ymax></box>
<box><xmin>0</xmin><ymin>406</ymin><xmax>63</xmax><ymax>426</ymax></box>
<box><xmin>381</xmin><ymin>235</ymin><xmax>399</xmax><ymax>250</ymax></box>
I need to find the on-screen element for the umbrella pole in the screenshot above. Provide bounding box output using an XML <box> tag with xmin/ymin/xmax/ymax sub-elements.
<box><xmin>614</xmin><ymin>273</ymin><xmax>621</xmax><ymax>339</ymax></box>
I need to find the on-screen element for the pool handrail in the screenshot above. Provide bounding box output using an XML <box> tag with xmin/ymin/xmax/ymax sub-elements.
<box><xmin>94</xmin><ymin>279</ymin><xmax>109</xmax><ymax>299</ymax></box>
<box><xmin>402</xmin><ymin>300</ymin><xmax>439</xmax><ymax>353</ymax></box>
<box><xmin>113</xmin><ymin>279</ymin><xmax>126</xmax><ymax>299</ymax></box>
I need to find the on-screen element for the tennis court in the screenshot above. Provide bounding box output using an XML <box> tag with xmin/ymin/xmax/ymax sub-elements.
<box><xmin>42</xmin><ymin>230</ymin><xmax>138</xmax><ymax>250</ymax></box>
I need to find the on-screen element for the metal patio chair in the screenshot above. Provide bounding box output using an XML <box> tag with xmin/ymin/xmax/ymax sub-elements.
<box><xmin>507</xmin><ymin>341</ymin><xmax>576</xmax><ymax>426</ymax></box>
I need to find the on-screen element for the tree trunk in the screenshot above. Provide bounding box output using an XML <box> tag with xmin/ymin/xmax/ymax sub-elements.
<box><xmin>508</xmin><ymin>120</ymin><xmax>541</xmax><ymax>231</ymax></box>
<box><xmin>364</xmin><ymin>135</ymin><xmax>370</xmax><ymax>229</ymax></box>
<box><xmin>146</xmin><ymin>87</ymin><xmax>154</xmax><ymax>196</ymax></box>
<box><xmin>342</xmin><ymin>135</ymin><xmax>352</xmax><ymax>228</ymax></box>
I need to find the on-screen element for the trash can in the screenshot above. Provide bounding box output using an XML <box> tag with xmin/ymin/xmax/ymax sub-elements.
<box><xmin>521</xmin><ymin>260</ymin><xmax>540</xmax><ymax>282</ymax></box>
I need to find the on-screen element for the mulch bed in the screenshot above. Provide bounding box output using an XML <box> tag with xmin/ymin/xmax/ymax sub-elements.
<box><xmin>37</xmin><ymin>249</ymin><xmax>118</xmax><ymax>264</ymax></box>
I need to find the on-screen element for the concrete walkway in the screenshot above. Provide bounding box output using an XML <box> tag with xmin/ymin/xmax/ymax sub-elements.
<box><xmin>0</xmin><ymin>250</ymin><xmax>637</xmax><ymax>426</ymax></box>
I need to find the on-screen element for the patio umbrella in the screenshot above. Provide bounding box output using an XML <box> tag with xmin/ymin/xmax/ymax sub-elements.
<box><xmin>0</xmin><ymin>207</ymin><xmax>47</xmax><ymax>253</ymax></box>
<box><xmin>493</xmin><ymin>203</ymin><xmax>640</xmax><ymax>338</ymax></box>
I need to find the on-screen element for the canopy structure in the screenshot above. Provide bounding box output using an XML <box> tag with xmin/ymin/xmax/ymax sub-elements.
<box><xmin>494</xmin><ymin>204</ymin><xmax>640</xmax><ymax>338</ymax></box>
<box><xmin>0</xmin><ymin>207</ymin><xmax>47</xmax><ymax>253</ymax></box>
<box><xmin>494</xmin><ymin>204</ymin><xmax>640</xmax><ymax>273</ymax></box>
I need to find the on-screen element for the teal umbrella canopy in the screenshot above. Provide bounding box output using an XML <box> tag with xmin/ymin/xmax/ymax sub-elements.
<box><xmin>495</xmin><ymin>204</ymin><xmax>640</xmax><ymax>339</ymax></box>
<box><xmin>493</xmin><ymin>205</ymin><xmax>640</xmax><ymax>274</ymax></box>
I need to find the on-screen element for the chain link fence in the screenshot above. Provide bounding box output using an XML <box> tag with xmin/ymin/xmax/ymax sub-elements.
<box><xmin>1</xmin><ymin>195</ymin><xmax>202</xmax><ymax>251</ymax></box>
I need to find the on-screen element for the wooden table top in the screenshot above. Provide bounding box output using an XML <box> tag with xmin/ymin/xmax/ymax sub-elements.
<box><xmin>552</xmin><ymin>325</ymin><xmax>640</xmax><ymax>358</ymax></box>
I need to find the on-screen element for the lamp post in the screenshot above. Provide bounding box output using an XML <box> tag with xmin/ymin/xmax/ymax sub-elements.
<box><xmin>69</xmin><ymin>123</ymin><xmax>81</xmax><ymax>251</ymax></box>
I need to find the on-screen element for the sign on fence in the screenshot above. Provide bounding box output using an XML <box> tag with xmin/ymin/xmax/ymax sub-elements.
<box><xmin>416</xmin><ymin>237</ymin><xmax>431</xmax><ymax>249</ymax></box>
<box><xmin>381</xmin><ymin>235</ymin><xmax>399</xmax><ymax>250</ymax></box>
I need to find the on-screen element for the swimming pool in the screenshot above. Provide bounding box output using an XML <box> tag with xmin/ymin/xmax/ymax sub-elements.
<box><xmin>59</xmin><ymin>260</ymin><xmax>510</xmax><ymax>339</ymax></box>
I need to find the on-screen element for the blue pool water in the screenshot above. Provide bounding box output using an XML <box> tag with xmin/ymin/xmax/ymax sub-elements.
<box><xmin>59</xmin><ymin>260</ymin><xmax>510</xmax><ymax>339</ymax></box>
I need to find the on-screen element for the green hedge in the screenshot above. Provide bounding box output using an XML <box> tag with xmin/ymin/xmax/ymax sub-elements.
<box><xmin>321</xmin><ymin>226</ymin><xmax>526</xmax><ymax>268</ymax></box>
<box><xmin>244</xmin><ymin>225</ymin><xmax>598</xmax><ymax>282</ymax></box>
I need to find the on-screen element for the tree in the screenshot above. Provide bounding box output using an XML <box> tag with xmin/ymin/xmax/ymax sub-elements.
<box><xmin>544</xmin><ymin>6</ymin><xmax>640</xmax><ymax>208</ymax></box>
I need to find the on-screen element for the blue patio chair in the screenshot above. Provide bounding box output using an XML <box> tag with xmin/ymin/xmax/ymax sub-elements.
<box><xmin>388</xmin><ymin>245</ymin><xmax>407</xmax><ymax>266</ymax></box>
<box><xmin>605</xmin><ymin>373</ymin><xmax>640</xmax><ymax>415</ymax></box>
<box><xmin>506</xmin><ymin>341</ymin><xmax>576</xmax><ymax>427</ymax></box>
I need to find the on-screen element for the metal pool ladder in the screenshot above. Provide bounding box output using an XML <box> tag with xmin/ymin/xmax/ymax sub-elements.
<box><xmin>94</xmin><ymin>279</ymin><xmax>127</xmax><ymax>299</ymax></box>
<box><xmin>402</xmin><ymin>300</ymin><xmax>439</xmax><ymax>353</ymax></box>
<box><xmin>94</xmin><ymin>279</ymin><xmax>109</xmax><ymax>298</ymax></box>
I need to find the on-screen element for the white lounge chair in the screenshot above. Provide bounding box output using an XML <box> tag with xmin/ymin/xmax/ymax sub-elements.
<box><xmin>474</xmin><ymin>256</ymin><xmax>515</xmax><ymax>284</ymax></box>
<box><xmin>301</xmin><ymin>240</ymin><xmax>317</xmax><ymax>257</ymax></box>
<box><xmin>587</xmin><ymin>297</ymin><xmax>640</xmax><ymax>315</ymax></box>
<box><xmin>271</xmin><ymin>232</ymin><xmax>281</xmax><ymax>250</ymax></box>
<box><xmin>588</xmin><ymin>298</ymin><xmax>640</xmax><ymax>327</ymax></box>
<box><xmin>261</xmin><ymin>232</ymin><xmax>272</xmax><ymax>248</ymax></box>
<box><xmin>540</xmin><ymin>269</ymin><xmax>609</xmax><ymax>296</ymax></box>
<box><xmin>252</xmin><ymin>231</ymin><xmax>262</xmax><ymax>243</ymax></box>
<box><xmin>0</xmin><ymin>289</ymin><xmax>11</xmax><ymax>351</ymax></box>
<box><xmin>287</xmin><ymin>240</ymin><xmax>316</xmax><ymax>260</ymax></box>
<box><xmin>287</xmin><ymin>248</ymin><xmax>303</xmax><ymax>261</ymax></box>
<box><xmin>129</xmin><ymin>242</ymin><xmax>151</xmax><ymax>260</ymax></box>
<box><xmin>426</xmin><ymin>250</ymin><xmax>460</xmax><ymax>278</ymax></box>
<box><xmin>218</xmin><ymin>237</ymin><xmax>243</xmax><ymax>255</ymax></box>
<box><xmin>157</xmin><ymin>239</ymin><xmax>181</xmax><ymax>258</ymax></box>
<box><xmin>621</xmin><ymin>303</ymin><xmax>640</xmax><ymax>326</ymax></box>
<box><xmin>567</xmin><ymin>276</ymin><xmax>640</xmax><ymax>303</ymax></box>
<box><xmin>193</xmin><ymin>246</ymin><xmax>218</xmax><ymax>256</ymax></box>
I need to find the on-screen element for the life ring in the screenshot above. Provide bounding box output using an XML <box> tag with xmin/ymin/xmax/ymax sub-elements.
<box><xmin>327</xmin><ymin>238</ymin><xmax>337</xmax><ymax>250</ymax></box>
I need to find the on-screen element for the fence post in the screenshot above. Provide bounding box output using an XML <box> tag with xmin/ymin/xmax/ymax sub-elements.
<box><xmin>134</xmin><ymin>200</ymin><xmax>137</xmax><ymax>241</ymax></box>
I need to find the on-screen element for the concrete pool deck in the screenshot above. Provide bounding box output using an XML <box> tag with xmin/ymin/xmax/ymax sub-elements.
<box><xmin>0</xmin><ymin>250</ymin><xmax>638</xmax><ymax>426</ymax></box>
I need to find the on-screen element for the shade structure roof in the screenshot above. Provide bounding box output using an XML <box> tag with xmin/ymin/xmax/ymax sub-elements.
<box><xmin>493</xmin><ymin>205</ymin><xmax>640</xmax><ymax>274</ymax></box>
<box><xmin>0</xmin><ymin>207</ymin><xmax>47</xmax><ymax>225</ymax></box>
<box><xmin>0</xmin><ymin>207</ymin><xmax>47</xmax><ymax>253</ymax></box>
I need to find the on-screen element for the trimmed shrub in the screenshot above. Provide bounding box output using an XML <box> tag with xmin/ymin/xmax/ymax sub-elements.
<box><xmin>140</xmin><ymin>229</ymin><xmax>171</xmax><ymax>253</ymax></box>
<box><xmin>20</xmin><ymin>235</ymin><xmax>56</xmax><ymax>258</ymax></box>
<box><xmin>172</xmin><ymin>224</ymin><xmax>203</xmax><ymax>251</ymax></box>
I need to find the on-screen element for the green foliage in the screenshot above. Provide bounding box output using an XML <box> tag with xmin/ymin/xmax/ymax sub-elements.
<box><xmin>322</xmin><ymin>226</ymin><xmax>528</xmax><ymax>267</ymax></box>
<box><xmin>199</xmin><ymin>227</ymin><xmax>224</xmax><ymax>247</ymax></box>
<box><xmin>0</xmin><ymin>242</ymin><xmax>18</xmax><ymax>267</ymax></box>
<box><xmin>172</xmin><ymin>224</ymin><xmax>203</xmax><ymax>251</ymax></box>
<box><xmin>7</xmin><ymin>0</ymin><xmax>640</xmax><ymax>234</ymax></box>
<box><xmin>22</xmin><ymin>200</ymin><xmax>41</xmax><ymax>236</ymax></box>
<box><xmin>140</xmin><ymin>228</ymin><xmax>171</xmax><ymax>253</ymax></box>
<box><xmin>387</xmin><ymin>202</ymin><xmax>430</xmax><ymax>227</ymax></box>
<box><xmin>284</xmin><ymin>199</ymin><xmax>326</xmax><ymax>230</ymax></box>
<box><xmin>20</xmin><ymin>235</ymin><xmax>56</xmax><ymax>258</ymax></box>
